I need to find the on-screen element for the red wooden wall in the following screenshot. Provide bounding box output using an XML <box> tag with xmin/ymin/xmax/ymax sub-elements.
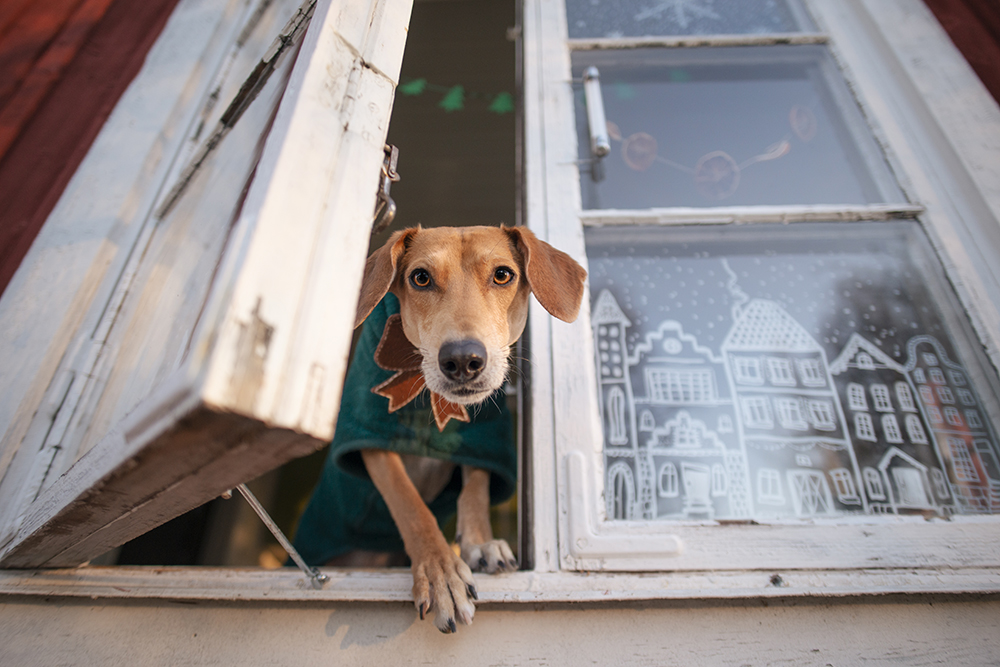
<box><xmin>0</xmin><ymin>0</ymin><xmax>179</xmax><ymax>296</ymax></box>
<box><xmin>925</xmin><ymin>0</ymin><xmax>1000</xmax><ymax>104</ymax></box>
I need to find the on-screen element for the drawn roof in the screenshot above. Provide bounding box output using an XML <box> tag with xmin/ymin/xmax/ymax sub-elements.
<box><xmin>591</xmin><ymin>289</ymin><xmax>632</xmax><ymax>327</ymax></box>
<box><xmin>829</xmin><ymin>333</ymin><xmax>906</xmax><ymax>375</ymax></box>
<box><xmin>722</xmin><ymin>299</ymin><xmax>820</xmax><ymax>353</ymax></box>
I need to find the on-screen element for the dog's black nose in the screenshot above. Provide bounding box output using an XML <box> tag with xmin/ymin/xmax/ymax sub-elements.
<box><xmin>438</xmin><ymin>340</ymin><xmax>487</xmax><ymax>383</ymax></box>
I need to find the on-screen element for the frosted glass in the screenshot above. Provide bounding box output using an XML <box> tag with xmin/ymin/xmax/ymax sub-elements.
<box><xmin>587</xmin><ymin>222</ymin><xmax>1000</xmax><ymax>521</ymax></box>
<box><xmin>566</xmin><ymin>0</ymin><xmax>811</xmax><ymax>39</ymax></box>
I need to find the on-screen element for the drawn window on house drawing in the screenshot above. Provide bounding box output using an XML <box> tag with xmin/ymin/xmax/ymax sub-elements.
<box><xmin>587</xmin><ymin>222</ymin><xmax>1000</xmax><ymax>521</ymax></box>
<box><xmin>896</xmin><ymin>382</ymin><xmax>917</xmax><ymax>411</ymax></box>
<box><xmin>847</xmin><ymin>383</ymin><xmax>868</xmax><ymax>411</ymax></box>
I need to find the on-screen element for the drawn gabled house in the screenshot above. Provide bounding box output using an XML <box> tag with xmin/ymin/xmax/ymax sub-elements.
<box><xmin>905</xmin><ymin>336</ymin><xmax>1000</xmax><ymax>513</ymax></box>
<box><xmin>721</xmin><ymin>299</ymin><xmax>860</xmax><ymax>519</ymax></box>
<box><xmin>830</xmin><ymin>334</ymin><xmax>952</xmax><ymax>515</ymax></box>
<box><xmin>593</xmin><ymin>289</ymin><xmax>748</xmax><ymax>520</ymax></box>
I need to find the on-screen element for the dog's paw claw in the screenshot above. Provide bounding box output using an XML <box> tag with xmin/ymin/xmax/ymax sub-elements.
<box><xmin>462</xmin><ymin>539</ymin><xmax>516</xmax><ymax>574</ymax></box>
<box><xmin>412</xmin><ymin>545</ymin><xmax>477</xmax><ymax>633</ymax></box>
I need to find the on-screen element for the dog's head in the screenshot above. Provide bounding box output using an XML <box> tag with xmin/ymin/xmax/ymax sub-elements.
<box><xmin>355</xmin><ymin>225</ymin><xmax>587</xmax><ymax>405</ymax></box>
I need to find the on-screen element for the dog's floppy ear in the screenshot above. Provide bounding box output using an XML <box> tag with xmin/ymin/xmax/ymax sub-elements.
<box><xmin>355</xmin><ymin>228</ymin><xmax>418</xmax><ymax>328</ymax></box>
<box><xmin>504</xmin><ymin>224</ymin><xmax>587</xmax><ymax>323</ymax></box>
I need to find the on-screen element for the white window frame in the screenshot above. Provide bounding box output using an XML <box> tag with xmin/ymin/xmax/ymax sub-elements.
<box><xmin>526</xmin><ymin>0</ymin><xmax>1000</xmax><ymax>586</ymax></box>
<box><xmin>4</xmin><ymin>0</ymin><xmax>1000</xmax><ymax>607</ymax></box>
<box><xmin>0</xmin><ymin>0</ymin><xmax>412</xmax><ymax>569</ymax></box>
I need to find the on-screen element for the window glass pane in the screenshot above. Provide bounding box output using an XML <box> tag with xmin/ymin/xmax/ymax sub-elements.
<box><xmin>587</xmin><ymin>221</ymin><xmax>1000</xmax><ymax>521</ymax></box>
<box><xmin>574</xmin><ymin>46</ymin><xmax>904</xmax><ymax>209</ymax></box>
<box><xmin>566</xmin><ymin>0</ymin><xmax>813</xmax><ymax>39</ymax></box>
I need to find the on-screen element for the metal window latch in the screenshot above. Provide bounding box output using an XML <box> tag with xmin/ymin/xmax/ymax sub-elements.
<box><xmin>582</xmin><ymin>67</ymin><xmax>610</xmax><ymax>181</ymax></box>
<box><xmin>373</xmin><ymin>144</ymin><xmax>400</xmax><ymax>234</ymax></box>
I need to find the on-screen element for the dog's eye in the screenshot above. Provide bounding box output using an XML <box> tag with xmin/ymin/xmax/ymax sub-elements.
<box><xmin>493</xmin><ymin>267</ymin><xmax>515</xmax><ymax>286</ymax></box>
<box><xmin>409</xmin><ymin>268</ymin><xmax>433</xmax><ymax>289</ymax></box>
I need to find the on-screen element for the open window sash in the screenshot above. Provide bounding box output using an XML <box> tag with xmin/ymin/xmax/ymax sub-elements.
<box><xmin>0</xmin><ymin>0</ymin><xmax>412</xmax><ymax>568</ymax></box>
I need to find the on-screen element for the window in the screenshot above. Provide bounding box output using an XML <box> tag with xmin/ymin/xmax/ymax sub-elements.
<box><xmin>0</xmin><ymin>0</ymin><xmax>412</xmax><ymax>568</ymax></box>
<box><xmin>882</xmin><ymin>415</ymin><xmax>903</xmax><ymax>444</ymax></box>
<box><xmin>931</xmin><ymin>469</ymin><xmax>950</xmax><ymax>500</ymax></box>
<box><xmin>6</xmin><ymin>0</ymin><xmax>1000</xmax><ymax>611</ymax></box>
<box><xmin>938</xmin><ymin>386</ymin><xmax>955</xmax><ymax>404</ymax></box>
<box><xmin>775</xmin><ymin>398</ymin><xmax>808</xmax><ymax>431</ymax></box>
<box><xmin>929</xmin><ymin>368</ymin><xmax>946</xmax><ymax>385</ymax></box>
<box><xmin>659</xmin><ymin>463</ymin><xmax>679</xmax><ymax>498</ymax></box>
<box><xmin>532</xmin><ymin>0</ymin><xmax>1000</xmax><ymax>589</ymax></box>
<box><xmin>871</xmin><ymin>385</ymin><xmax>893</xmax><ymax>412</ymax></box>
<box><xmin>896</xmin><ymin>382</ymin><xmax>917</xmax><ymax>412</ymax></box>
<box><xmin>854</xmin><ymin>413</ymin><xmax>876</xmax><ymax>442</ymax></box>
<box><xmin>958</xmin><ymin>389</ymin><xmax>976</xmax><ymax>406</ymax></box>
<box><xmin>947</xmin><ymin>438</ymin><xmax>980</xmax><ymax>483</ymax></box>
<box><xmin>944</xmin><ymin>407</ymin><xmax>963</xmax><ymax>427</ymax></box>
<box><xmin>905</xmin><ymin>414</ymin><xmax>929</xmax><ymax>445</ymax></box>
<box><xmin>606</xmin><ymin>387</ymin><xmax>628</xmax><ymax>445</ymax></box>
<box><xmin>829</xmin><ymin>468</ymin><xmax>860</xmax><ymax>505</ymax></box>
<box><xmin>646</xmin><ymin>368</ymin><xmax>715</xmax><ymax>403</ymax></box>
<box><xmin>766</xmin><ymin>357</ymin><xmax>796</xmax><ymax>386</ymax></box>
<box><xmin>847</xmin><ymin>383</ymin><xmax>868</xmax><ymax>411</ymax></box>
<box><xmin>863</xmin><ymin>468</ymin><xmax>886</xmax><ymax>500</ymax></box>
<box><xmin>926</xmin><ymin>405</ymin><xmax>944</xmax><ymax>424</ymax></box>
<box><xmin>797</xmin><ymin>358</ymin><xmax>825</xmax><ymax>387</ymax></box>
<box><xmin>857</xmin><ymin>353</ymin><xmax>875</xmax><ymax>370</ymax></box>
<box><xmin>967</xmin><ymin>411</ymin><xmax>983</xmax><ymax>429</ymax></box>
<box><xmin>807</xmin><ymin>400</ymin><xmax>836</xmax><ymax>431</ymax></box>
<box><xmin>741</xmin><ymin>396</ymin><xmax>774</xmax><ymax>429</ymax></box>
<box><xmin>757</xmin><ymin>469</ymin><xmax>784</xmax><ymax>506</ymax></box>
<box><xmin>733</xmin><ymin>357</ymin><xmax>763</xmax><ymax>385</ymax></box>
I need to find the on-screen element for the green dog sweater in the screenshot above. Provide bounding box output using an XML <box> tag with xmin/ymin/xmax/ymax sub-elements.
<box><xmin>292</xmin><ymin>294</ymin><xmax>517</xmax><ymax>566</ymax></box>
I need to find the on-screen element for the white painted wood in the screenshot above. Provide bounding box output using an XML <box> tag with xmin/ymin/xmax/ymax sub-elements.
<box><xmin>3</xmin><ymin>590</ymin><xmax>999</xmax><ymax>667</ymax></box>
<box><xmin>0</xmin><ymin>0</ymin><xmax>255</xmax><ymax>546</ymax></box>
<box><xmin>2</xmin><ymin>564</ymin><xmax>1000</xmax><ymax>602</ymax></box>
<box><xmin>523</xmin><ymin>0</ymin><xmax>1000</xmax><ymax>581</ymax></box>
<box><xmin>567</xmin><ymin>32</ymin><xmax>828</xmax><ymax>50</ymax></box>
<box><xmin>580</xmin><ymin>203</ymin><xmax>924</xmax><ymax>226</ymax></box>
<box><xmin>0</xmin><ymin>0</ymin><xmax>413</xmax><ymax>568</ymax></box>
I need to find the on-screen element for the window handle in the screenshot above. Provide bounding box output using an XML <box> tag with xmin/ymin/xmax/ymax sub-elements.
<box><xmin>583</xmin><ymin>66</ymin><xmax>610</xmax><ymax>160</ymax></box>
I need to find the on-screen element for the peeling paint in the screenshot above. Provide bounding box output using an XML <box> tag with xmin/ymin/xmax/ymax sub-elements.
<box><xmin>228</xmin><ymin>298</ymin><xmax>274</xmax><ymax>414</ymax></box>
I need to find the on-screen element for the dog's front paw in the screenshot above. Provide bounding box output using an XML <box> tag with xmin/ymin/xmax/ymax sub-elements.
<box><xmin>411</xmin><ymin>543</ymin><xmax>478</xmax><ymax>633</ymax></box>
<box><xmin>461</xmin><ymin>538</ymin><xmax>517</xmax><ymax>574</ymax></box>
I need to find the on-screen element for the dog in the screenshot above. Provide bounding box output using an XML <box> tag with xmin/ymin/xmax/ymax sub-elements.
<box><xmin>293</xmin><ymin>224</ymin><xmax>586</xmax><ymax>633</ymax></box>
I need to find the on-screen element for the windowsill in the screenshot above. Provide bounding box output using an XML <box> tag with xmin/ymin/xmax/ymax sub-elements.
<box><xmin>1</xmin><ymin>564</ymin><xmax>998</xmax><ymax>604</ymax></box>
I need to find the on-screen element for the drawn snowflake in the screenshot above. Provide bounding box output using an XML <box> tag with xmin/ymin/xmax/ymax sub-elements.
<box><xmin>634</xmin><ymin>0</ymin><xmax>720</xmax><ymax>29</ymax></box>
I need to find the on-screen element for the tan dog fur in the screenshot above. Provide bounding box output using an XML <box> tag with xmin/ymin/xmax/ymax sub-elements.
<box><xmin>353</xmin><ymin>225</ymin><xmax>586</xmax><ymax>632</ymax></box>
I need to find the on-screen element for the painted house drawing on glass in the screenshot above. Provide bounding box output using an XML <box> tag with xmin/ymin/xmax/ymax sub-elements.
<box><xmin>589</xmin><ymin>226</ymin><xmax>1000</xmax><ymax>522</ymax></box>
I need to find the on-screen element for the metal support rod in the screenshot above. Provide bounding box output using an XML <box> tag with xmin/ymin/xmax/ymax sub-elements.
<box><xmin>233</xmin><ymin>483</ymin><xmax>329</xmax><ymax>589</ymax></box>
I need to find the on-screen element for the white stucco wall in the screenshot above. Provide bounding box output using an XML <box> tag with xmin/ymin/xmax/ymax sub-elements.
<box><xmin>2</xmin><ymin>596</ymin><xmax>998</xmax><ymax>665</ymax></box>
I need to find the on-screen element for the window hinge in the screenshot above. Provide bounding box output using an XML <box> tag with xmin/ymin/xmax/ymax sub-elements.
<box><xmin>372</xmin><ymin>144</ymin><xmax>400</xmax><ymax>234</ymax></box>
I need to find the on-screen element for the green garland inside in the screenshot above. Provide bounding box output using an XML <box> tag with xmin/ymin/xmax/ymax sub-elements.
<box><xmin>398</xmin><ymin>78</ymin><xmax>514</xmax><ymax>114</ymax></box>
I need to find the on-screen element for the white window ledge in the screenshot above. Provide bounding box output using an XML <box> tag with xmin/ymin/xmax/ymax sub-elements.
<box><xmin>1</xmin><ymin>566</ymin><xmax>998</xmax><ymax>604</ymax></box>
